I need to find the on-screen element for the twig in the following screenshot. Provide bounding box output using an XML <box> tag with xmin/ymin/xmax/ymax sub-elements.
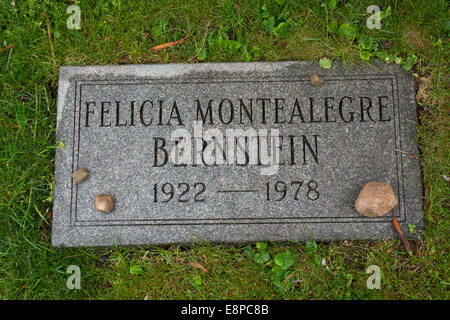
<box><xmin>0</xmin><ymin>44</ymin><xmax>12</xmax><ymax>54</ymax></box>
<box><xmin>392</xmin><ymin>209</ymin><xmax>413</xmax><ymax>255</ymax></box>
<box><xmin>393</xmin><ymin>148</ymin><xmax>418</xmax><ymax>160</ymax></box>
<box><xmin>304</xmin><ymin>9</ymin><xmax>311</xmax><ymax>24</ymax></box>
<box><xmin>44</xmin><ymin>13</ymin><xmax>56</xmax><ymax>65</ymax></box>
<box><xmin>283</xmin><ymin>272</ymin><xmax>296</xmax><ymax>284</ymax></box>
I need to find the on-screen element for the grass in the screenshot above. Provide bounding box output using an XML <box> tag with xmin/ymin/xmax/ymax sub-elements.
<box><xmin>0</xmin><ymin>0</ymin><xmax>448</xmax><ymax>299</ymax></box>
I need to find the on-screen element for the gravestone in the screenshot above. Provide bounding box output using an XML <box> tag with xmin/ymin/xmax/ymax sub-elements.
<box><xmin>52</xmin><ymin>61</ymin><xmax>423</xmax><ymax>247</ymax></box>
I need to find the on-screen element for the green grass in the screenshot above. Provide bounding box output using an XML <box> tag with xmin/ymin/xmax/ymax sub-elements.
<box><xmin>0</xmin><ymin>0</ymin><xmax>448</xmax><ymax>299</ymax></box>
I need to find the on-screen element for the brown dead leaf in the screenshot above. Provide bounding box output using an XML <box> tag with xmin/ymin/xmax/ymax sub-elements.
<box><xmin>150</xmin><ymin>35</ymin><xmax>189</xmax><ymax>51</ymax></box>
<box><xmin>46</xmin><ymin>208</ymin><xmax>52</xmax><ymax>221</ymax></box>
<box><xmin>0</xmin><ymin>44</ymin><xmax>12</xmax><ymax>54</ymax></box>
<box><xmin>187</xmin><ymin>261</ymin><xmax>208</xmax><ymax>273</ymax></box>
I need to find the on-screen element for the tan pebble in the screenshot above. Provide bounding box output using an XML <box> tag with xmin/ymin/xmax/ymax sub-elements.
<box><xmin>310</xmin><ymin>73</ymin><xmax>323</xmax><ymax>86</ymax></box>
<box><xmin>72</xmin><ymin>168</ymin><xmax>89</xmax><ymax>183</ymax></box>
<box><xmin>95</xmin><ymin>194</ymin><xmax>115</xmax><ymax>213</ymax></box>
<box><xmin>354</xmin><ymin>181</ymin><xmax>398</xmax><ymax>217</ymax></box>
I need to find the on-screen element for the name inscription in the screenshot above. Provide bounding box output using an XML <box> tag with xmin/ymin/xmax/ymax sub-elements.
<box><xmin>69</xmin><ymin>75</ymin><xmax>404</xmax><ymax>226</ymax></box>
<box><xmin>82</xmin><ymin>95</ymin><xmax>391</xmax><ymax>168</ymax></box>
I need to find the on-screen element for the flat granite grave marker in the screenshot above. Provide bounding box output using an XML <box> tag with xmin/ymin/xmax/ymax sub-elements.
<box><xmin>52</xmin><ymin>61</ymin><xmax>423</xmax><ymax>247</ymax></box>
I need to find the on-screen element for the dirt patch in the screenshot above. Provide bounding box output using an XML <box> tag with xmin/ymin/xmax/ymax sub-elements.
<box><xmin>415</xmin><ymin>76</ymin><xmax>431</xmax><ymax>105</ymax></box>
<box><xmin>403</xmin><ymin>26</ymin><xmax>431</xmax><ymax>52</ymax></box>
<box><xmin>414</xmin><ymin>75</ymin><xmax>445</xmax><ymax>107</ymax></box>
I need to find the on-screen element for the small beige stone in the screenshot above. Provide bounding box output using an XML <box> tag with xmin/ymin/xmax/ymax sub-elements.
<box><xmin>310</xmin><ymin>73</ymin><xmax>323</xmax><ymax>87</ymax></box>
<box><xmin>72</xmin><ymin>168</ymin><xmax>89</xmax><ymax>183</ymax></box>
<box><xmin>95</xmin><ymin>194</ymin><xmax>115</xmax><ymax>213</ymax></box>
<box><xmin>354</xmin><ymin>181</ymin><xmax>398</xmax><ymax>217</ymax></box>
